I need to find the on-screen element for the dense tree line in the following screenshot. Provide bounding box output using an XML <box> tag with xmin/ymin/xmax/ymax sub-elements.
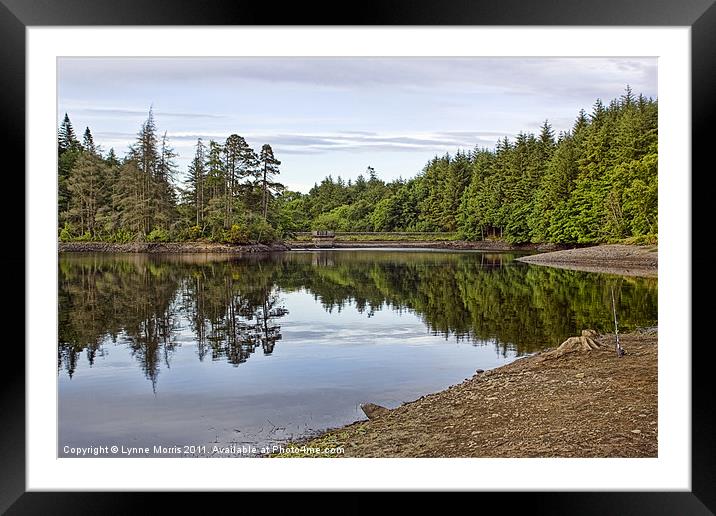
<box><xmin>292</xmin><ymin>87</ymin><xmax>657</xmax><ymax>243</ymax></box>
<box><xmin>58</xmin><ymin>109</ymin><xmax>285</xmax><ymax>244</ymax></box>
<box><xmin>59</xmin><ymin>88</ymin><xmax>657</xmax><ymax>244</ymax></box>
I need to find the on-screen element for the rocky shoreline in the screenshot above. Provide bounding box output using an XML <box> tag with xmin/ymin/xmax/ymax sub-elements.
<box><xmin>516</xmin><ymin>244</ymin><xmax>658</xmax><ymax>277</ymax></box>
<box><xmin>58</xmin><ymin>241</ymin><xmax>291</xmax><ymax>254</ymax></box>
<box><xmin>59</xmin><ymin>240</ymin><xmax>572</xmax><ymax>254</ymax></box>
<box><xmin>274</xmin><ymin>330</ymin><xmax>657</xmax><ymax>458</ymax></box>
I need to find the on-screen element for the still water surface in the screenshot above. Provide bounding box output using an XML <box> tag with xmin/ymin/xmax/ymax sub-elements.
<box><xmin>58</xmin><ymin>250</ymin><xmax>657</xmax><ymax>456</ymax></box>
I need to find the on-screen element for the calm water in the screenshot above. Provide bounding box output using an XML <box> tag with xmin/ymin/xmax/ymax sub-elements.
<box><xmin>58</xmin><ymin>250</ymin><xmax>657</xmax><ymax>457</ymax></box>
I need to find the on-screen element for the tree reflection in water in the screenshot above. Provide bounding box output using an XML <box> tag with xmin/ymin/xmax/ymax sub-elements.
<box><xmin>58</xmin><ymin>251</ymin><xmax>657</xmax><ymax>386</ymax></box>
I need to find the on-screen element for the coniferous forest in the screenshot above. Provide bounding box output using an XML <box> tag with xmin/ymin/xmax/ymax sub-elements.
<box><xmin>58</xmin><ymin>87</ymin><xmax>657</xmax><ymax>245</ymax></box>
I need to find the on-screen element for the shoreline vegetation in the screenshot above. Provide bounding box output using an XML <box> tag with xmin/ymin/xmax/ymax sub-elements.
<box><xmin>57</xmin><ymin>88</ymin><xmax>656</xmax><ymax>248</ymax></box>
<box><xmin>272</xmin><ymin>330</ymin><xmax>657</xmax><ymax>458</ymax></box>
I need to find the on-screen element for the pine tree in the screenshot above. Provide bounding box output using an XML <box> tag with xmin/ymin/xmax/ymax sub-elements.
<box><xmin>538</xmin><ymin>120</ymin><xmax>555</xmax><ymax>161</ymax></box>
<box><xmin>97</xmin><ymin>149</ymin><xmax>121</xmax><ymax>233</ymax></box>
<box><xmin>367</xmin><ymin>166</ymin><xmax>377</xmax><ymax>182</ymax></box>
<box><xmin>113</xmin><ymin>160</ymin><xmax>149</xmax><ymax>237</ymax></box>
<box><xmin>154</xmin><ymin>132</ymin><xmax>178</xmax><ymax>229</ymax></box>
<box><xmin>204</xmin><ymin>141</ymin><xmax>222</xmax><ymax>200</ymax></box>
<box><xmin>65</xmin><ymin>152</ymin><xmax>108</xmax><ymax>237</ymax></box>
<box><xmin>82</xmin><ymin>127</ymin><xmax>96</xmax><ymax>155</ymax></box>
<box><xmin>621</xmin><ymin>84</ymin><xmax>635</xmax><ymax>108</ymax></box>
<box><xmin>58</xmin><ymin>113</ymin><xmax>82</xmax><ymax>216</ymax></box>
<box><xmin>105</xmin><ymin>148</ymin><xmax>120</xmax><ymax>167</ymax></box>
<box><xmin>204</xmin><ymin>140</ymin><xmax>226</xmax><ymax>235</ymax></box>
<box><xmin>259</xmin><ymin>144</ymin><xmax>283</xmax><ymax>220</ymax></box>
<box><xmin>58</xmin><ymin>113</ymin><xmax>80</xmax><ymax>155</ymax></box>
<box><xmin>127</xmin><ymin>109</ymin><xmax>160</xmax><ymax>233</ymax></box>
<box><xmin>223</xmin><ymin>134</ymin><xmax>242</xmax><ymax>227</ymax></box>
<box><xmin>186</xmin><ymin>139</ymin><xmax>207</xmax><ymax>227</ymax></box>
<box><xmin>441</xmin><ymin>150</ymin><xmax>472</xmax><ymax>231</ymax></box>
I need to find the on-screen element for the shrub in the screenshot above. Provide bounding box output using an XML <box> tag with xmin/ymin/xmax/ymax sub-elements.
<box><xmin>59</xmin><ymin>223</ymin><xmax>73</xmax><ymax>242</ymax></box>
<box><xmin>247</xmin><ymin>218</ymin><xmax>278</xmax><ymax>243</ymax></box>
<box><xmin>183</xmin><ymin>225</ymin><xmax>204</xmax><ymax>241</ymax></box>
<box><xmin>110</xmin><ymin>228</ymin><xmax>135</xmax><ymax>243</ymax></box>
<box><xmin>146</xmin><ymin>227</ymin><xmax>170</xmax><ymax>243</ymax></box>
<box><xmin>223</xmin><ymin>224</ymin><xmax>250</xmax><ymax>245</ymax></box>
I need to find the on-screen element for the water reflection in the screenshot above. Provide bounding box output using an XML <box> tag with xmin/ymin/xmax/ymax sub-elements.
<box><xmin>59</xmin><ymin>251</ymin><xmax>657</xmax><ymax>385</ymax></box>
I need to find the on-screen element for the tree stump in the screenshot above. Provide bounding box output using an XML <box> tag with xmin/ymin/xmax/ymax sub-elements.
<box><xmin>360</xmin><ymin>403</ymin><xmax>389</xmax><ymax>419</ymax></box>
<box><xmin>542</xmin><ymin>330</ymin><xmax>603</xmax><ymax>358</ymax></box>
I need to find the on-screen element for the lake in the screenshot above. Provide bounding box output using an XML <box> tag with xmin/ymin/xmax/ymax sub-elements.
<box><xmin>58</xmin><ymin>250</ymin><xmax>657</xmax><ymax>457</ymax></box>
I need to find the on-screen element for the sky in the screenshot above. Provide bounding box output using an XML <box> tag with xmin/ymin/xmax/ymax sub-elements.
<box><xmin>58</xmin><ymin>57</ymin><xmax>657</xmax><ymax>193</ymax></box>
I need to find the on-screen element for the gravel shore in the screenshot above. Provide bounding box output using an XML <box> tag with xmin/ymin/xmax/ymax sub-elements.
<box><xmin>276</xmin><ymin>331</ymin><xmax>657</xmax><ymax>458</ymax></box>
<box><xmin>516</xmin><ymin>244</ymin><xmax>658</xmax><ymax>277</ymax></box>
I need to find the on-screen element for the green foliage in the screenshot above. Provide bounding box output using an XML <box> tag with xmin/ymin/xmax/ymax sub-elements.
<box><xmin>146</xmin><ymin>227</ymin><xmax>170</xmax><ymax>243</ymax></box>
<box><xmin>222</xmin><ymin>224</ymin><xmax>250</xmax><ymax>245</ymax></box>
<box><xmin>291</xmin><ymin>89</ymin><xmax>657</xmax><ymax>244</ymax></box>
<box><xmin>311</xmin><ymin>205</ymin><xmax>353</xmax><ymax>231</ymax></box>
<box><xmin>185</xmin><ymin>225</ymin><xmax>205</xmax><ymax>241</ymax></box>
<box><xmin>274</xmin><ymin>193</ymin><xmax>310</xmax><ymax>237</ymax></box>
<box><xmin>58</xmin><ymin>89</ymin><xmax>657</xmax><ymax>246</ymax></box>
<box><xmin>370</xmin><ymin>197</ymin><xmax>399</xmax><ymax>231</ymax></box>
<box><xmin>110</xmin><ymin>228</ymin><xmax>137</xmax><ymax>243</ymax></box>
<box><xmin>59</xmin><ymin>223</ymin><xmax>73</xmax><ymax>242</ymax></box>
<box><xmin>247</xmin><ymin>217</ymin><xmax>279</xmax><ymax>243</ymax></box>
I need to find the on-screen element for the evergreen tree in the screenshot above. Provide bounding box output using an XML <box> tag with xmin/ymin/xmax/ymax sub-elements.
<box><xmin>204</xmin><ymin>140</ymin><xmax>227</xmax><ymax>235</ymax></box>
<box><xmin>113</xmin><ymin>160</ymin><xmax>149</xmax><ymax>238</ymax></box>
<box><xmin>58</xmin><ymin>113</ymin><xmax>80</xmax><ymax>154</ymax></box>
<box><xmin>127</xmin><ymin>109</ymin><xmax>160</xmax><ymax>234</ymax></box>
<box><xmin>186</xmin><ymin>139</ymin><xmax>207</xmax><ymax>227</ymax></box>
<box><xmin>105</xmin><ymin>148</ymin><xmax>120</xmax><ymax>167</ymax></box>
<box><xmin>259</xmin><ymin>144</ymin><xmax>283</xmax><ymax>220</ymax></box>
<box><xmin>223</xmin><ymin>134</ymin><xmax>244</xmax><ymax>227</ymax></box>
<box><xmin>82</xmin><ymin>127</ymin><xmax>96</xmax><ymax>155</ymax></box>
<box><xmin>154</xmin><ymin>132</ymin><xmax>178</xmax><ymax>229</ymax></box>
<box><xmin>64</xmin><ymin>152</ymin><xmax>108</xmax><ymax>237</ymax></box>
<box><xmin>58</xmin><ymin>114</ymin><xmax>81</xmax><ymax>216</ymax></box>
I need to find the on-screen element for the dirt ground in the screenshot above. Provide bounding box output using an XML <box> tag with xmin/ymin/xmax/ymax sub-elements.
<box><xmin>516</xmin><ymin>244</ymin><xmax>658</xmax><ymax>277</ymax></box>
<box><xmin>278</xmin><ymin>331</ymin><xmax>657</xmax><ymax>458</ymax></box>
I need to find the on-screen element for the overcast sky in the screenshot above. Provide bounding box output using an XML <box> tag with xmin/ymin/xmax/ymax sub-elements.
<box><xmin>58</xmin><ymin>57</ymin><xmax>657</xmax><ymax>193</ymax></box>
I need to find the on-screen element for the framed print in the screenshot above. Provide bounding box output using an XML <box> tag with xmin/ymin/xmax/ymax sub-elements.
<box><xmin>3</xmin><ymin>0</ymin><xmax>713</xmax><ymax>512</ymax></box>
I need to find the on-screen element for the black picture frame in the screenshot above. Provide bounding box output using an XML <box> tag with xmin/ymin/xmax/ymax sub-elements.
<box><xmin>2</xmin><ymin>0</ymin><xmax>712</xmax><ymax>513</ymax></box>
